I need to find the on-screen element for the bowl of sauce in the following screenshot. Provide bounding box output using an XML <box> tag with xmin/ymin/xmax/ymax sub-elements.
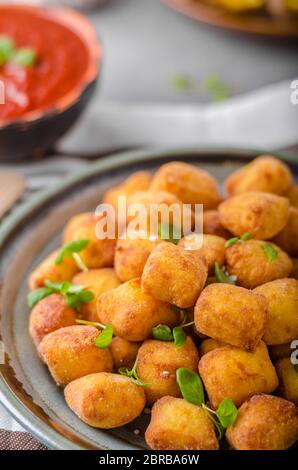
<box><xmin>0</xmin><ymin>4</ymin><xmax>101</xmax><ymax>160</ymax></box>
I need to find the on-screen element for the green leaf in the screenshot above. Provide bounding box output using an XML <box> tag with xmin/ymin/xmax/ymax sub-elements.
<box><xmin>158</xmin><ymin>222</ymin><xmax>181</xmax><ymax>245</ymax></box>
<box><xmin>12</xmin><ymin>47</ymin><xmax>37</xmax><ymax>67</ymax></box>
<box><xmin>214</xmin><ymin>263</ymin><xmax>236</xmax><ymax>285</ymax></box>
<box><xmin>262</xmin><ymin>243</ymin><xmax>278</xmax><ymax>263</ymax></box>
<box><xmin>176</xmin><ymin>368</ymin><xmax>205</xmax><ymax>406</ymax></box>
<box><xmin>55</xmin><ymin>240</ymin><xmax>89</xmax><ymax>265</ymax></box>
<box><xmin>216</xmin><ymin>399</ymin><xmax>238</xmax><ymax>428</ymax></box>
<box><xmin>95</xmin><ymin>324</ymin><xmax>113</xmax><ymax>349</ymax></box>
<box><xmin>65</xmin><ymin>290</ymin><xmax>94</xmax><ymax>309</ymax></box>
<box><xmin>0</xmin><ymin>36</ymin><xmax>15</xmax><ymax>65</ymax></box>
<box><xmin>173</xmin><ymin>326</ymin><xmax>187</xmax><ymax>348</ymax></box>
<box><xmin>152</xmin><ymin>324</ymin><xmax>173</xmax><ymax>341</ymax></box>
<box><xmin>27</xmin><ymin>287</ymin><xmax>53</xmax><ymax>308</ymax></box>
<box><xmin>225</xmin><ymin>237</ymin><xmax>240</xmax><ymax>248</ymax></box>
<box><xmin>241</xmin><ymin>232</ymin><xmax>253</xmax><ymax>242</ymax></box>
<box><xmin>43</xmin><ymin>279</ymin><xmax>94</xmax><ymax>309</ymax></box>
<box><xmin>225</xmin><ymin>232</ymin><xmax>253</xmax><ymax>248</ymax></box>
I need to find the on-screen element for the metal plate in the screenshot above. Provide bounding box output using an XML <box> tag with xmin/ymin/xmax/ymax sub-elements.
<box><xmin>0</xmin><ymin>148</ymin><xmax>297</xmax><ymax>450</ymax></box>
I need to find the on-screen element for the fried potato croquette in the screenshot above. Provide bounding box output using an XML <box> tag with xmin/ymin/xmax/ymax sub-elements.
<box><xmin>72</xmin><ymin>268</ymin><xmax>120</xmax><ymax>322</ymax></box>
<box><xmin>203</xmin><ymin>210</ymin><xmax>232</xmax><ymax>238</ymax></box>
<box><xmin>150</xmin><ymin>161</ymin><xmax>221</xmax><ymax>210</ymax></box>
<box><xmin>103</xmin><ymin>171</ymin><xmax>152</xmax><ymax>209</ymax></box>
<box><xmin>142</xmin><ymin>242</ymin><xmax>208</xmax><ymax>308</ymax></box>
<box><xmin>285</xmin><ymin>184</ymin><xmax>298</xmax><ymax>208</ymax></box>
<box><xmin>29</xmin><ymin>293</ymin><xmax>76</xmax><ymax>348</ymax></box>
<box><xmin>195</xmin><ymin>284</ymin><xmax>267</xmax><ymax>351</ymax></box>
<box><xmin>226</xmin><ymin>394</ymin><xmax>298</xmax><ymax>450</ymax></box>
<box><xmin>198</xmin><ymin>341</ymin><xmax>278</xmax><ymax>408</ymax></box>
<box><xmin>28</xmin><ymin>249</ymin><xmax>78</xmax><ymax>290</ymax></box>
<box><xmin>225</xmin><ymin>155</ymin><xmax>292</xmax><ymax>197</ymax></box>
<box><xmin>273</xmin><ymin>207</ymin><xmax>298</xmax><ymax>257</ymax></box>
<box><xmin>218</xmin><ymin>192</ymin><xmax>290</xmax><ymax>239</ymax></box>
<box><xmin>276</xmin><ymin>358</ymin><xmax>298</xmax><ymax>405</ymax></box>
<box><xmin>254</xmin><ymin>279</ymin><xmax>298</xmax><ymax>345</ymax></box>
<box><xmin>199</xmin><ymin>338</ymin><xmax>226</xmax><ymax>356</ymax></box>
<box><xmin>145</xmin><ymin>396</ymin><xmax>219</xmax><ymax>450</ymax></box>
<box><xmin>97</xmin><ymin>278</ymin><xmax>179</xmax><ymax>342</ymax></box>
<box><xmin>63</xmin><ymin>212</ymin><xmax>116</xmax><ymax>269</ymax></box>
<box><xmin>64</xmin><ymin>372</ymin><xmax>145</xmax><ymax>428</ymax></box>
<box><xmin>226</xmin><ymin>240</ymin><xmax>293</xmax><ymax>289</ymax></box>
<box><xmin>109</xmin><ymin>337</ymin><xmax>140</xmax><ymax>370</ymax></box>
<box><xmin>114</xmin><ymin>232</ymin><xmax>160</xmax><ymax>282</ymax></box>
<box><xmin>39</xmin><ymin>325</ymin><xmax>113</xmax><ymax>386</ymax></box>
<box><xmin>179</xmin><ymin>234</ymin><xmax>226</xmax><ymax>274</ymax></box>
<box><xmin>269</xmin><ymin>343</ymin><xmax>292</xmax><ymax>361</ymax></box>
<box><xmin>136</xmin><ymin>338</ymin><xmax>199</xmax><ymax>405</ymax></box>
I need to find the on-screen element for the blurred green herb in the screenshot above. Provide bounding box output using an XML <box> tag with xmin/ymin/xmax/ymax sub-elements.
<box><xmin>152</xmin><ymin>324</ymin><xmax>173</xmax><ymax>341</ymax></box>
<box><xmin>0</xmin><ymin>36</ymin><xmax>15</xmax><ymax>65</ymax></box>
<box><xmin>204</xmin><ymin>74</ymin><xmax>230</xmax><ymax>102</ymax></box>
<box><xmin>158</xmin><ymin>222</ymin><xmax>181</xmax><ymax>244</ymax></box>
<box><xmin>55</xmin><ymin>240</ymin><xmax>89</xmax><ymax>271</ymax></box>
<box><xmin>225</xmin><ymin>232</ymin><xmax>253</xmax><ymax>247</ymax></box>
<box><xmin>215</xmin><ymin>263</ymin><xmax>236</xmax><ymax>285</ymax></box>
<box><xmin>262</xmin><ymin>243</ymin><xmax>278</xmax><ymax>263</ymax></box>
<box><xmin>12</xmin><ymin>47</ymin><xmax>37</xmax><ymax>67</ymax></box>
<box><xmin>171</xmin><ymin>75</ymin><xmax>193</xmax><ymax>92</ymax></box>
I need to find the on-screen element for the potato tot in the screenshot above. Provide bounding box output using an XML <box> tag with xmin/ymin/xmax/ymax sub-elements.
<box><xmin>203</xmin><ymin>210</ymin><xmax>232</xmax><ymax>239</ymax></box>
<box><xmin>63</xmin><ymin>212</ymin><xmax>116</xmax><ymax>269</ymax></box>
<box><xmin>225</xmin><ymin>155</ymin><xmax>292</xmax><ymax>197</ymax></box>
<box><xmin>29</xmin><ymin>293</ymin><xmax>76</xmax><ymax>347</ymax></box>
<box><xmin>284</xmin><ymin>184</ymin><xmax>298</xmax><ymax>208</ymax></box>
<box><xmin>103</xmin><ymin>171</ymin><xmax>152</xmax><ymax>209</ymax></box>
<box><xmin>110</xmin><ymin>337</ymin><xmax>140</xmax><ymax>370</ymax></box>
<box><xmin>39</xmin><ymin>325</ymin><xmax>113</xmax><ymax>386</ymax></box>
<box><xmin>64</xmin><ymin>372</ymin><xmax>145</xmax><ymax>428</ymax></box>
<box><xmin>199</xmin><ymin>338</ymin><xmax>226</xmax><ymax>356</ymax></box>
<box><xmin>145</xmin><ymin>396</ymin><xmax>219</xmax><ymax>450</ymax></box>
<box><xmin>226</xmin><ymin>240</ymin><xmax>293</xmax><ymax>289</ymax></box>
<box><xmin>142</xmin><ymin>242</ymin><xmax>208</xmax><ymax>308</ymax></box>
<box><xmin>276</xmin><ymin>358</ymin><xmax>298</xmax><ymax>405</ymax></box>
<box><xmin>219</xmin><ymin>192</ymin><xmax>290</xmax><ymax>239</ymax></box>
<box><xmin>114</xmin><ymin>233</ymin><xmax>159</xmax><ymax>282</ymax></box>
<box><xmin>150</xmin><ymin>161</ymin><xmax>221</xmax><ymax>210</ymax></box>
<box><xmin>198</xmin><ymin>341</ymin><xmax>278</xmax><ymax>408</ymax></box>
<box><xmin>72</xmin><ymin>268</ymin><xmax>120</xmax><ymax>322</ymax></box>
<box><xmin>97</xmin><ymin>278</ymin><xmax>179</xmax><ymax>342</ymax></box>
<box><xmin>179</xmin><ymin>234</ymin><xmax>226</xmax><ymax>274</ymax></box>
<box><xmin>195</xmin><ymin>284</ymin><xmax>267</xmax><ymax>351</ymax></box>
<box><xmin>269</xmin><ymin>343</ymin><xmax>292</xmax><ymax>361</ymax></box>
<box><xmin>28</xmin><ymin>249</ymin><xmax>78</xmax><ymax>290</ymax></box>
<box><xmin>226</xmin><ymin>394</ymin><xmax>298</xmax><ymax>450</ymax></box>
<box><xmin>273</xmin><ymin>207</ymin><xmax>298</xmax><ymax>257</ymax></box>
<box><xmin>254</xmin><ymin>279</ymin><xmax>298</xmax><ymax>345</ymax></box>
<box><xmin>136</xmin><ymin>338</ymin><xmax>199</xmax><ymax>405</ymax></box>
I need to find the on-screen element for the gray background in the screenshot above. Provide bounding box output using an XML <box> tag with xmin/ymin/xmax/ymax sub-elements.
<box><xmin>86</xmin><ymin>0</ymin><xmax>298</xmax><ymax>103</ymax></box>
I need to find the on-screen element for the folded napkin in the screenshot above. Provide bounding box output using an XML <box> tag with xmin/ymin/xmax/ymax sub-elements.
<box><xmin>60</xmin><ymin>80</ymin><xmax>298</xmax><ymax>154</ymax></box>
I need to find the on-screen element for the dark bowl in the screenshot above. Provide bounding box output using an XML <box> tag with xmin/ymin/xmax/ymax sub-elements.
<box><xmin>0</xmin><ymin>5</ymin><xmax>101</xmax><ymax>161</ymax></box>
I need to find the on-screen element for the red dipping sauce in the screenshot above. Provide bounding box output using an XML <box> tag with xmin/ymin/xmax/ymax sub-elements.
<box><xmin>0</xmin><ymin>7</ymin><xmax>90</xmax><ymax>123</ymax></box>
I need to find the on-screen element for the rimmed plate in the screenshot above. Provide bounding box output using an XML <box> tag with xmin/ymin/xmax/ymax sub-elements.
<box><xmin>0</xmin><ymin>148</ymin><xmax>297</xmax><ymax>450</ymax></box>
<box><xmin>162</xmin><ymin>0</ymin><xmax>298</xmax><ymax>38</ymax></box>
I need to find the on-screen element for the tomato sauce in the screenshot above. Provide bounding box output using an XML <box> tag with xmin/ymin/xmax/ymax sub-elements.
<box><xmin>0</xmin><ymin>8</ymin><xmax>89</xmax><ymax>123</ymax></box>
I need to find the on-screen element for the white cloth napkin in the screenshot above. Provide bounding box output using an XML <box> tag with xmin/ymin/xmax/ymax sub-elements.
<box><xmin>60</xmin><ymin>80</ymin><xmax>298</xmax><ymax>154</ymax></box>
